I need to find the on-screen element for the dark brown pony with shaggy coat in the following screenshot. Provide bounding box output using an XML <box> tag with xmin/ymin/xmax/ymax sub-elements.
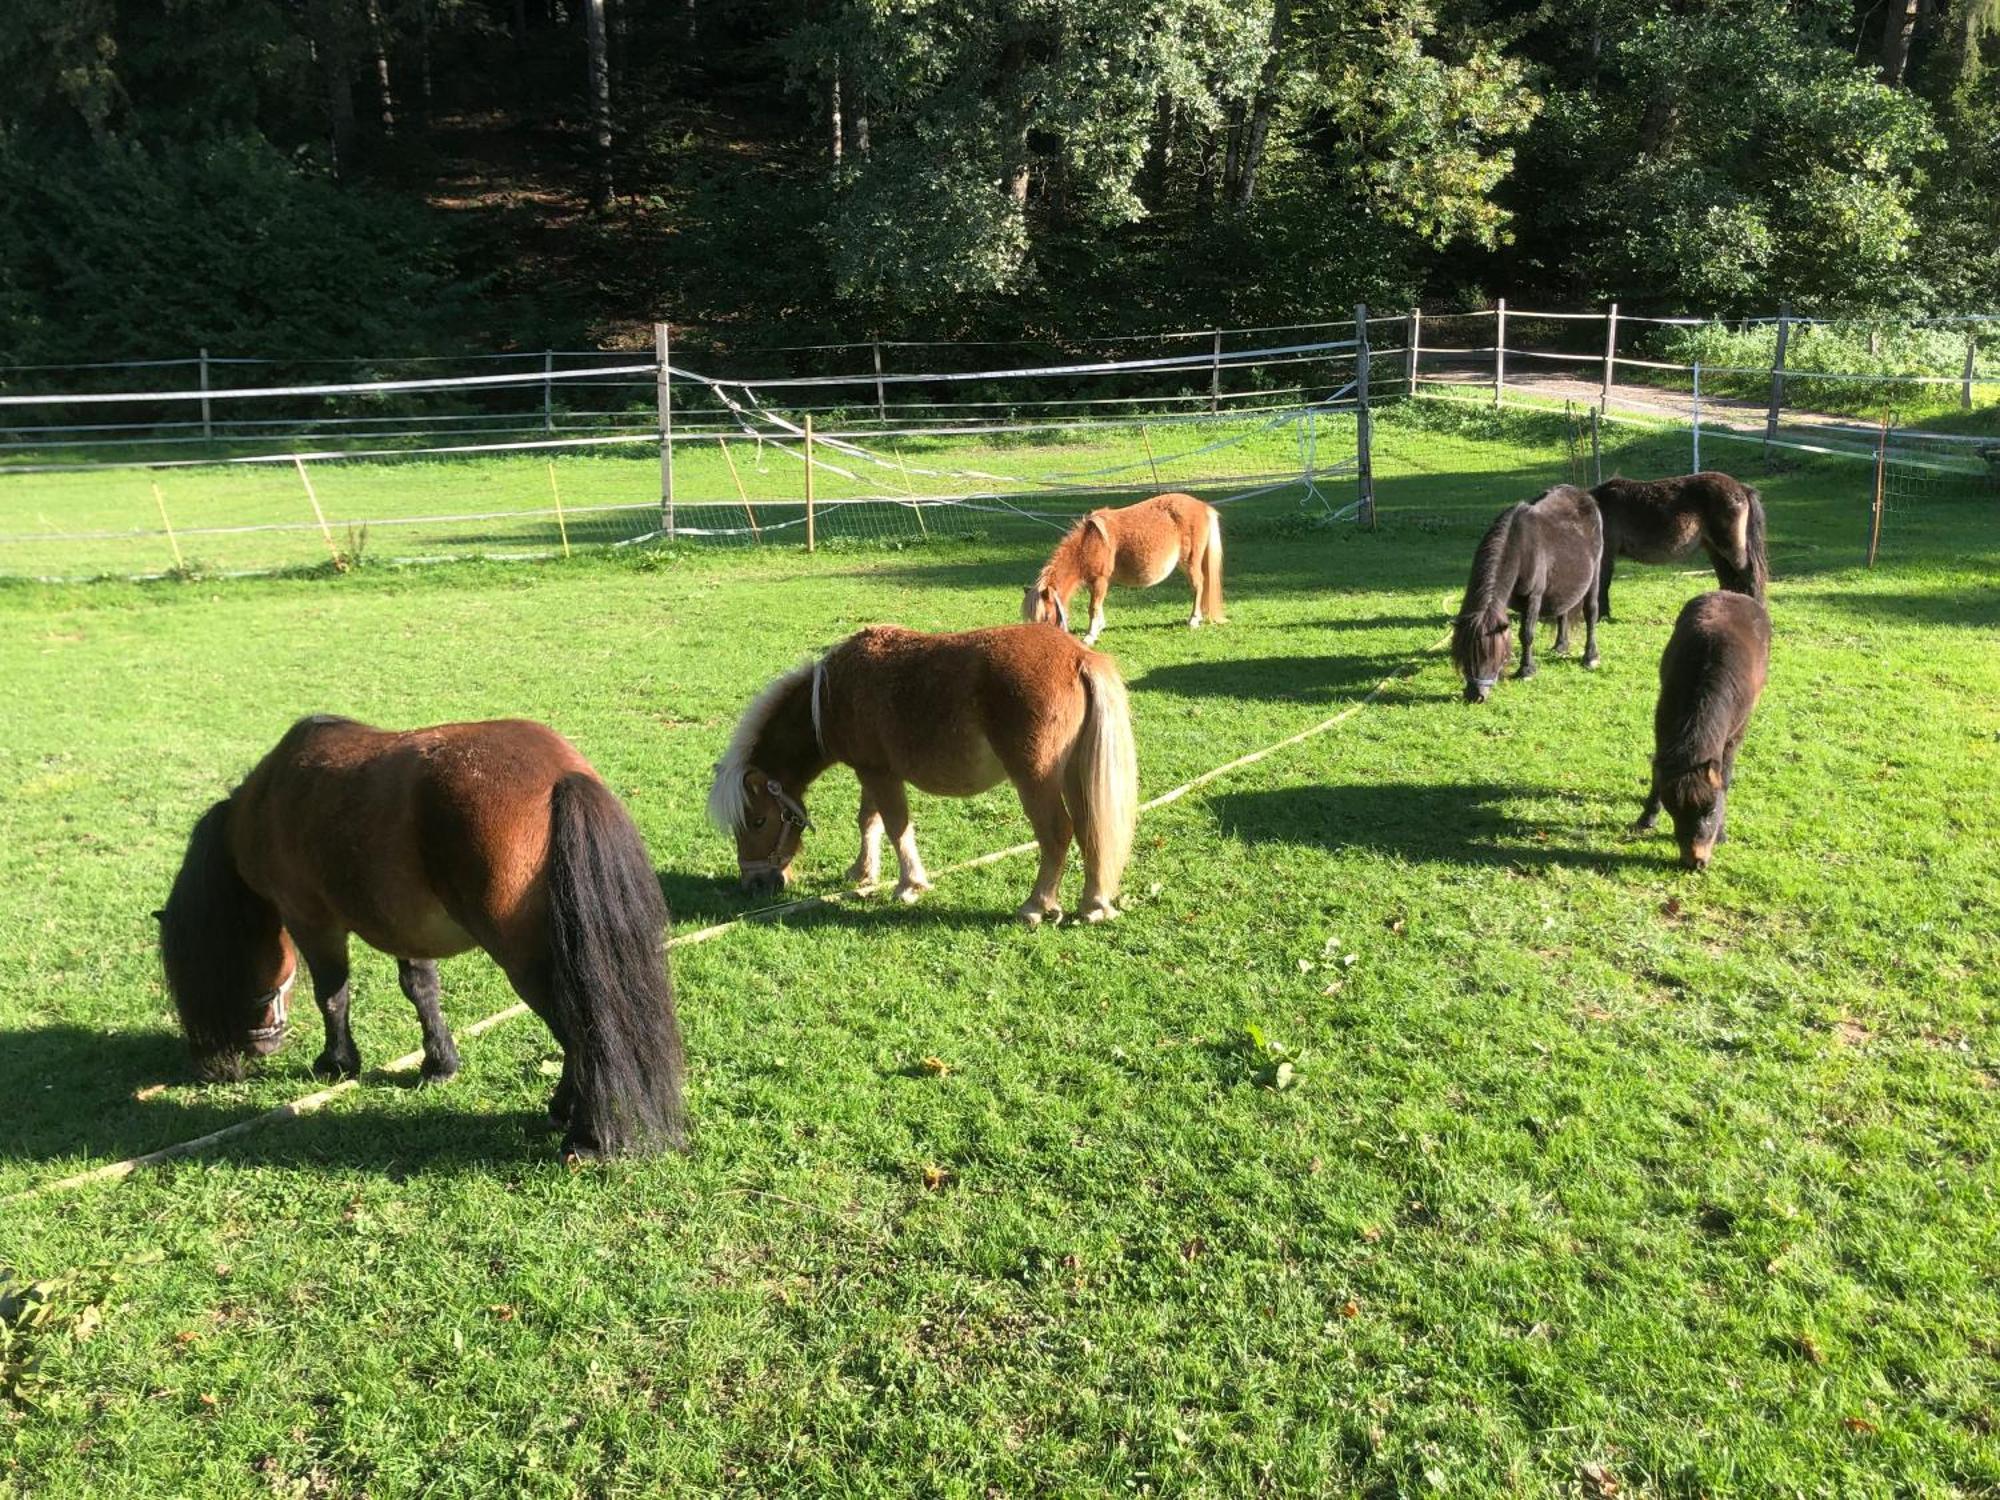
<box><xmin>158</xmin><ymin>716</ymin><xmax>686</xmax><ymax>1160</ymax></box>
<box><xmin>710</xmin><ymin>624</ymin><xmax>1138</xmax><ymax>926</ymax></box>
<box><xmin>1450</xmin><ymin>484</ymin><xmax>1603</xmax><ymax>703</ymax></box>
<box><xmin>1024</xmin><ymin>492</ymin><xmax>1224</xmax><ymax>646</ymax></box>
<box><xmin>1593</xmin><ymin>471</ymin><xmax>1768</xmax><ymax>618</ymax></box>
<box><xmin>1636</xmin><ymin>591</ymin><xmax>1771</xmax><ymax>869</ymax></box>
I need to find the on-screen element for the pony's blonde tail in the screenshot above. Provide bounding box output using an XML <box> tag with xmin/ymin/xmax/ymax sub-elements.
<box><xmin>1202</xmin><ymin>509</ymin><xmax>1227</xmax><ymax>622</ymax></box>
<box><xmin>1068</xmin><ymin>655</ymin><xmax>1138</xmax><ymax>916</ymax></box>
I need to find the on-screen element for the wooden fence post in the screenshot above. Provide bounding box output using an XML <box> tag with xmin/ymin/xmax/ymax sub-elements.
<box><xmin>655</xmin><ymin>321</ymin><xmax>675</xmax><ymax>539</ymax></box>
<box><xmin>1868</xmin><ymin>413</ymin><xmax>1888</xmax><ymax>568</ymax></box>
<box><xmin>1600</xmin><ymin>303</ymin><xmax>1618</xmax><ymax>414</ymax></box>
<box><xmin>872</xmin><ymin>339</ymin><xmax>887</xmax><ymax>424</ymax></box>
<box><xmin>1493</xmin><ymin>298</ymin><xmax>1507</xmax><ymax>409</ymax></box>
<box><xmin>1210</xmin><ymin>328</ymin><xmax>1222</xmax><ymax>414</ymax></box>
<box><xmin>543</xmin><ymin>349</ymin><xmax>555</xmax><ymax>434</ymax></box>
<box><xmin>1406</xmin><ymin>307</ymin><xmax>1420</xmax><ymax>397</ymax></box>
<box><xmin>1763</xmin><ymin>303</ymin><xmax>1790</xmax><ymax>452</ymax></box>
<box><xmin>1355</xmin><ymin>303</ymin><xmax>1375</xmax><ymax>530</ymax></box>
<box><xmin>804</xmin><ymin>414</ymin><xmax>817</xmax><ymax>552</ymax></box>
<box><xmin>197</xmin><ymin>350</ymin><xmax>213</xmax><ymax>444</ymax></box>
<box><xmin>1963</xmin><ymin>335</ymin><xmax>1978</xmax><ymax>410</ymax></box>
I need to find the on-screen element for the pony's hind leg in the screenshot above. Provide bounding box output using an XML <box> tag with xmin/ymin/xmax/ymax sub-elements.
<box><xmin>1581</xmin><ymin>585</ymin><xmax>1601</xmax><ymax>670</ymax></box>
<box><xmin>296</xmin><ymin>931</ymin><xmax>359</xmax><ymax>1081</ymax></box>
<box><xmin>1516</xmin><ymin>593</ymin><xmax>1542</xmax><ymax>679</ymax></box>
<box><xmin>1014</xmin><ymin>776</ymin><xmax>1074</xmax><ymax>927</ymax></box>
<box><xmin>867</xmin><ymin>777</ymin><xmax>932</xmax><ymax>903</ymax></box>
<box><xmin>1184</xmin><ymin>543</ymin><xmax>1205</xmax><ymax>629</ymax></box>
<box><xmin>847</xmin><ymin>786</ymin><xmax>884</xmax><ymax>890</ymax></box>
<box><xmin>398</xmin><ymin>958</ymin><xmax>459</xmax><ymax>1083</ymax></box>
<box><xmin>1082</xmin><ymin>577</ymin><xmax>1110</xmax><ymax>646</ymax></box>
<box><xmin>1553</xmin><ymin>609</ymin><xmax>1573</xmax><ymax>655</ymax></box>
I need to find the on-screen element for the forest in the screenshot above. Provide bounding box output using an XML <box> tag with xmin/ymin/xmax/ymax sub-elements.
<box><xmin>1</xmin><ymin>0</ymin><xmax>1996</xmax><ymax>362</ymax></box>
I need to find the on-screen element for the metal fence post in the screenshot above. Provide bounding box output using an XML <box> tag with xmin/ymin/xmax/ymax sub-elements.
<box><xmin>1210</xmin><ymin>328</ymin><xmax>1223</xmax><ymax>414</ymax></box>
<box><xmin>198</xmin><ymin>348</ymin><xmax>213</xmax><ymax>442</ymax></box>
<box><xmin>1493</xmin><ymin>298</ymin><xmax>1506</xmax><ymax>409</ymax></box>
<box><xmin>1355</xmin><ymin>303</ymin><xmax>1375</xmax><ymax>530</ymax></box>
<box><xmin>1763</xmin><ymin>302</ymin><xmax>1790</xmax><ymax>452</ymax></box>
<box><xmin>543</xmin><ymin>349</ymin><xmax>555</xmax><ymax>434</ymax></box>
<box><xmin>872</xmin><ymin>339</ymin><xmax>887</xmax><ymax>424</ymax></box>
<box><xmin>1691</xmin><ymin>361</ymin><xmax>1702</xmax><ymax>474</ymax></box>
<box><xmin>655</xmin><ymin>321</ymin><xmax>675</xmax><ymax>540</ymax></box>
<box><xmin>1600</xmin><ymin>303</ymin><xmax>1617</xmax><ymax>414</ymax></box>
<box><xmin>1406</xmin><ymin>307</ymin><xmax>1420</xmax><ymax>397</ymax></box>
<box><xmin>1964</xmin><ymin>334</ymin><xmax>1978</xmax><ymax>410</ymax></box>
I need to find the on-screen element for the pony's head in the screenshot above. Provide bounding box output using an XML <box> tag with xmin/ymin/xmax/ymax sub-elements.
<box><xmin>1451</xmin><ymin>607</ymin><xmax>1511</xmax><ymax>704</ymax></box>
<box><xmin>1658</xmin><ymin>761</ymin><xmax>1727</xmax><ymax>870</ymax></box>
<box><xmin>157</xmin><ymin>799</ymin><xmax>296</xmax><ymax>1079</ymax></box>
<box><xmin>1022</xmin><ymin>582</ymin><xmax>1069</xmax><ymax>632</ymax></box>
<box><xmin>707</xmin><ymin>766</ymin><xmax>812</xmax><ymax>896</ymax></box>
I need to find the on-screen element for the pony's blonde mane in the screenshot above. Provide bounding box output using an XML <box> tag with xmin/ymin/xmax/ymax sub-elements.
<box><xmin>707</xmin><ymin>661</ymin><xmax>816</xmax><ymax>830</ymax></box>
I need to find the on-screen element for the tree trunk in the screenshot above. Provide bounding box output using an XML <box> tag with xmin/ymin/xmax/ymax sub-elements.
<box><xmin>418</xmin><ymin>0</ymin><xmax>433</xmax><ymax>126</ymax></box>
<box><xmin>585</xmin><ymin>0</ymin><xmax>613</xmax><ymax>210</ymax></box>
<box><xmin>366</xmin><ymin>0</ymin><xmax>395</xmax><ymax>139</ymax></box>
<box><xmin>842</xmin><ymin>60</ymin><xmax>869</xmax><ymax>155</ymax></box>
<box><xmin>1880</xmin><ymin>0</ymin><xmax>1921</xmax><ymax>84</ymax></box>
<box><xmin>1194</xmin><ymin>126</ymin><xmax>1218</xmax><ymax>216</ymax></box>
<box><xmin>1233</xmin><ymin>0</ymin><xmax>1291</xmax><ymax>209</ymax></box>
<box><xmin>1143</xmin><ymin>91</ymin><xmax>1175</xmax><ymax>210</ymax></box>
<box><xmin>829</xmin><ymin>69</ymin><xmax>844</xmax><ymax>164</ymax></box>
<box><xmin>1220</xmin><ymin>103</ymin><xmax>1244</xmax><ymax>203</ymax></box>
<box><xmin>308</xmin><ymin>0</ymin><xmax>357</xmax><ymax>175</ymax></box>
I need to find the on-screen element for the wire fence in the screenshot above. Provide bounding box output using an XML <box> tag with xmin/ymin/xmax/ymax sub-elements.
<box><xmin>2</xmin><ymin>304</ymin><xmax>1993</xmax><ymax>580</ymax></box>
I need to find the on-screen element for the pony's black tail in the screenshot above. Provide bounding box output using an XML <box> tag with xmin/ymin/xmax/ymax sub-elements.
<box><xmin>546</xmin><ymin>773</ymin><xmax>687</xmax><ymax>1156</ymax></box>
<box><xmin>1740</xmin><ymin>489</ymin><xmax>1770</xmax><ymax>599</ymax></box>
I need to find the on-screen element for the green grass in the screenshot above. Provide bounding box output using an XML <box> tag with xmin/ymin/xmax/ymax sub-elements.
<box><xmin>1</xmin><ymin>411</ymin><xmax>1996</xmax><ymax>1497</ymax></box>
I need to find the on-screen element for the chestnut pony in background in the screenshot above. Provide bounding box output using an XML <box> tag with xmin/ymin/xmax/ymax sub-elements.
<box><xmin>157</xmin><ymin>716</ymin><xmax>686</xmax><ymax>1161</ymax></box>
<box><xmin>1024</xmin><ymin>492</ymin><xmax>1225</xmax><ymax>646</ymax></box>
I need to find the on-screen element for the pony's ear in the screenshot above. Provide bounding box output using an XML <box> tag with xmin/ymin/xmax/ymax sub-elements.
<box><xmin>1703</xmin><ymin>763</ymin><xmax>1724</xmax><ymax>790</ymax></box>
<box><xmin>742</xmin><ymin>768</ymin><xmax>765</xmax><ymax>798</ymax></box>
<box><xmin>1486</xmin><ymin>609</ymin><xmax>1509</xmax><ymax>635</ymax></box>
<box><xmin>151</xmin><ymin>908</ymin><xmax>166</xmax><ymax>923</ymax></box>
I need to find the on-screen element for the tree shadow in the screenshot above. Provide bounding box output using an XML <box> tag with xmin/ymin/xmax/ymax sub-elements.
<box><xmin>1137</xmin><ymin>652</ymin><xmax>1423</xmax><ymax>704</ymax></box>
<box><xmin>0</xmin><ymin>1025</ymin><xmax>559</xmax><ymax>1176</ymax></box>
<box><xmin>1819</xmin><ymin>585</ymin><xmax>2000</xmax><ymax>629</ymax></box>
<box><xmin>1206</xmin><ymin>781</ymin><xmax>1656</xmax><ymax>872</ymax></box>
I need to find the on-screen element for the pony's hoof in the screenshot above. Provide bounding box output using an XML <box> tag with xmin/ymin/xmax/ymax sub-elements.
<box><xmin>1187</xmin><ymin>616</ymin><xmax>1203</xmax><ymax>630</ymax></box>
<box><xmin>559</xmin><ymin>1135</ymin><xmax>603</xmax><ymax>1166</ymax></box>
<box><xmin>1016</xmin><ymin>902</ymin><xmax>1060</xmax><ymax>928</ymax></box>
<box><xmin>1077</xmin><ymin>901</ymin><xmax>1119</xmax><ymax>925</ymax></box>
<box><xmin>846</xmin><ymin>865</ymin><xmax>881</xmax><ymax>893</ymax></box>
<box><xmin>894</xmin><ymin>880</ymin><xmax>931</xmax><ymax>905</ymax></box>
<box><xmin>418</xmin><ymin>1058</ymin><xmax>459</xmax><ymax>1087</ymax></box>
<box><xmin>1516</xmin><ymin>664</ymin><xmax>1538</xmax><ymax>681</ymax></box>
<box><xmin>1583</xmin><ymin>654</ymin><xmax>1602</xmax><ymax>670</ymax></box>
<box><xmin>1630</xmin><ymin>815</ymin><xmax>1657</xmax><ymax>834</ymax></box>
<box><xmin>311</xmin><ymin>1051</ymin><xmax>360</xmax><ymax>1082</ymax></box>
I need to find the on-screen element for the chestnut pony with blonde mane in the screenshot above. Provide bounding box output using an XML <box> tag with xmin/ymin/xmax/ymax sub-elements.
<box><xmin>1024</xmin><ymin>491</ymin><xmax>1225</xmax><ymax>645</ymax></box>
<box><xmin>157</xmin><ymin>716</ymin><xmax>687</xmax><ymax>1160</ymax></box>
<box><xmin>709</xmin><ymin>624</ymin><xmax>1138</xmax><ymax>926</ymax></box>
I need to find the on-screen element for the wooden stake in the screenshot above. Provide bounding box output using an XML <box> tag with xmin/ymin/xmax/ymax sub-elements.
<box><xmin>804</xmin><ymin>413</ymin><xmax>816</xmax><ymax>553</ymax></box>
<box><xmin>293</xmin><ymin>456</ymin><xmax>342</xmax><ymax>568</ymax></box>
<box><xmin>151</xmin><ymin>481</ymin><xmax>186</xmax><ymax>574</ymax></box>
<box><xmin>718</xmin><ymin>438</ymin><xmax>759</xmax><ymax>540</ymax></box>
<box><xmin>1868</xmin><ymin>412</ymin><xmax>1889</xmax><ymax>568</ymax></box>
<box><xmin>546</xmin><ymin>460</ymin><xmax>571</xmax><ymax>558</ymax></box>
<box><xmin>1493</xmin><ymin>297</ymin><xmax>1507</xmax><ymax>409</ymax></box>
<box><xmin>1142</xmin><ymin>423</ymin><xmax>1160</xmax><ymax>488</ymax></box>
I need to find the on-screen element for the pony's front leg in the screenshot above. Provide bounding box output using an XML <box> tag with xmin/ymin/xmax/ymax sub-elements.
<box><xmin>1185</xmin><ymin>551</ymin><xmax>1204</xmax><ymax>629</ymax></box>
<box><xmin>1633</xmin><ymin>785</ymin><xmax>1662</xmax><ymax>832</ymax></box>
<box><xmin>1553</xmin><ymin>610</ymin><xmax>1573</xmax><ymax>655</ymax></box>
<box><xmin>1015</xmin><ymin>777</ymin><xmax>1073</xmax><ymax>927</ymax></box>
<box><xmin>1516</xmin><ymin>594</ymin><xmax>1542</xmax><ymax>679</ymax></box>
<box><xmin>1581</xmin><ymin>587</ymin><xmax>1602</xmax><ymax>670</ymax></box>
<box><xmin>1082</xmin><ymin>578</ymin><xmax>1109</xmax><ymax>646</ymax></box>
<box><xmin>1598</xmin><ymin>547</ymin><xmax>1617</xmax><ymax>621</ymax></box>
<box><xmin>398</xmin><ymin>958</ymin><xmax>459</xmax><ymax>1083</ymax></box>
<box><xmin>297</xmin><ymin>932</ymin><xmax>359</xmax><ymax>1081</ymax></box>
<box><xmin>847</xmin><ymin>788</ymin><xmax>884</xmax><ymax>890</ymax></box>
<box><xmin>870</xmin><ymin>778</ymin><xmax>932</xmax><ymax>903</ymax></box>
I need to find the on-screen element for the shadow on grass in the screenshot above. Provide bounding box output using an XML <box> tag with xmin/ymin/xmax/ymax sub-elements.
<box><xmin>1206</xmin><ymin>781</ymin><xmax>1657</xmax><ymax>872</ymax></box>
<box><xmin>0</xmin><ymin>1025</ymin><xmax>554</xmax><ymax>1175</ymax></box>
<box><xmin>1818</xmin><ymin>584</ymin><xmax>2000</xmax><ymax>629</ymax></box>
<box><xmin>1138</xmin><ymin>652</ymin><xmax>1425</xmax><ymax>705</ymax></box>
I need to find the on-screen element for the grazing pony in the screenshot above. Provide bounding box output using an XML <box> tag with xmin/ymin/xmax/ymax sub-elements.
<box><xmin>1592</xmin><ymin>471</ymin><xmax>1768</xmax><ymax>618</ymax></box>
<box><xmin>1450</xmin><ymin>485</ymin><xmax>1603</xmax><ymax>704</ymax></box>
<box><xmin>1024</xmin><ymin>492</ymin><xmax>1224</xmax><ymax>646</ymax></box>
<box><xmin>709</xmin><ymin>624</ymin><xmax>1138</xmax><ymax>926</ymax></box>
<box><xmin>1635</xmin><ymin>591</ymin><xmax>1771</xmax><ymax>870</ymax></box>
<box><xmin>157</xmin><ymin>716</ymin><xmax>686</xmax><ymax>1160</ymax></box>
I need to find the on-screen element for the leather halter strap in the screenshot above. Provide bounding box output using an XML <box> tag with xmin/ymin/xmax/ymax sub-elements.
<box><xmin>249</xmin><ymin>958</ymin><xmax>298</xmax><ymax>1032</ymax></box>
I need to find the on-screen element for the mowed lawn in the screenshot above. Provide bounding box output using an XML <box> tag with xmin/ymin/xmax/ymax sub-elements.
<box><xmin>1</xmin><ymin>429</ymin><xmax>1996</xmax><ymax>1496</ymax></box>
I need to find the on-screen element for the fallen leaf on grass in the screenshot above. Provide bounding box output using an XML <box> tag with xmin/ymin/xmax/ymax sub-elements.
<box><xmin>920</xmin><ymin>1164</ymin><xmax>950</xmax><ymax>1192</ymax></box>
<box><xmin>1842</xmin><ymin>1416</ymin><xmax>1877</xmax><ymax>1434</ymax></box>
<box><xmin>134</xmin><ymin>1084</ymin><xmax>167</xmax><ymax>1102</ymax></box>
<box><xmin>1660</xmin><ymin>897</ymin><xmax>1683</xmax><ymax>920</ymax></box>
<box><xmin>1794</xmin><ymin>1332</ymin><xmax>1826</xmax><ymax>1365</ymax></box>
<box><xmin>1580</xmin><ymin>1460</ymin><xmax>1620</xmax><ymax>1497</ymax></box>
<box><xmin>487</xmin><ymin>1304</ymin><xmax>517</xmax><ymax>1322</ymax></box>
<box><xmin>1340</xmin><ymin>1300</ymin><xmax>1360</xmax><ymax>1319</ymax></box>
<box><xmin>918</xmin><ymin>1056</ymin><xmax>951</xmax><ymax>1077</ymax></box>
<box><xmin>1359</xmin><ymin>1226</ymin><xmax>1382</xmax><ymax>1244</ymax></box>
<box><xmin>1180</xmin><ymin>1237</ymin><xmax>1205</xmax><ymax>1262</ymax></box>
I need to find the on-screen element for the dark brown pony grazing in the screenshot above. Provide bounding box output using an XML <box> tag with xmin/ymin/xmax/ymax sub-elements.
<box><xmin>1592</xmin><ymin>471</ymin><xmax>1768</xmax><ymax>618</ymax></box>
<box><xmin>709</xmin><ymin>624</ymin><xmax>1138</xmax><ymax>926</ymax></box>
<box><xmin>1450</xmin><ymin>484</ymin><xmax>1602</xmax><ymax>704</ymax></box>
<box><xmin>157</xmin><ymin>716</ymin><xmax>686</xmax><ymax>1160</ymax></box>
<box><xmin>1023</xmin><ymin>492</ymin><xmax>1225</xmax><ymax>646</ymax></box>
<box><xmin>1635</xmin><ymin>591</ymin><xmax>1771</xmax><ymax>870</ymax></box>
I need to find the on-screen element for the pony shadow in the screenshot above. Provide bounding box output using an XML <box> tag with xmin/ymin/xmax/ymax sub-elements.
<box><xmin>1821</xmin><ymin>586</ymin><xmax>2000</xmax><ymax>629</ymax></box>
<box><xmin>1138</xmin><ymin>652</ymin><xmax>1420</xmax><ymax>705</ymax></box>
<box><xmin>0</xmin><ymin>1025</ymin><xmax>568</xmax><ymax>1176</ymax></box>
<box><xmin>1207</xmin><ymin>782</ymin><xmax>1654</xmax><ymax>871</ymax></box>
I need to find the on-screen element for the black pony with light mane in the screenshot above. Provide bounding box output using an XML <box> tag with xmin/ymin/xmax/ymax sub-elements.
<box><xmin>1450</xmin><ymin>484</ymin><xmax>1603</xmax><ymax>704</ymax></box>
<box><xmin>1592</xmin><ymin>470</ymin><xmax>1768</xmax><ymax>618</ymax></box>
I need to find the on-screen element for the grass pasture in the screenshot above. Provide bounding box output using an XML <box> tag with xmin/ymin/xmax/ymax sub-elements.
<box><xmin>1</xmin><ymin>410</ymin><xmax>1997</xmax><ymax>1496</ymax></box>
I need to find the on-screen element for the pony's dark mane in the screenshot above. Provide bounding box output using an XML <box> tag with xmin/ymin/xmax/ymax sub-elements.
<box><xmin>158</xmin><ymin>797</ymin><xmax>282</xmax><ymax>1078</ymax></box>
<box><xmin>1451</xmin><ymin>504</ymin><xmax>1523</xmax><ymax>675</ymax></box>
<box><xmin>1655</xmin><ymin>603</ymin><xmax>1764</xmax><ymax>787</ymax></box>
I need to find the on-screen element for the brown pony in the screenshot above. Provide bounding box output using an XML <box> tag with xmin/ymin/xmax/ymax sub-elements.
<box><xmin>1023</xmin><ymin>491</ymin><xmax>1225</xmax><ymax>646</ymax></box>
<box><xmin>157</xmin><ymin>716</ymin><xmax>686</xmax><ymax>1160</ymax></box>
<box><xmin>1593</xmin><ymin>471</ymin><xmax>1769</xmax><ymax>618</ymax></box>
<box><xmin>1450</xmin><ymin>484</ymin><xmax>1603</xmax><ymax>704</ymax></box>
<box><xmin>709</xmin><ymin>624</ymin><xmax>1138</xmax><ymax>926</ymax></box>
<box><xmin>1635</xmin><ymin>591</ymin><xmax>1771</xmax><ymax>870</ymax></box>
